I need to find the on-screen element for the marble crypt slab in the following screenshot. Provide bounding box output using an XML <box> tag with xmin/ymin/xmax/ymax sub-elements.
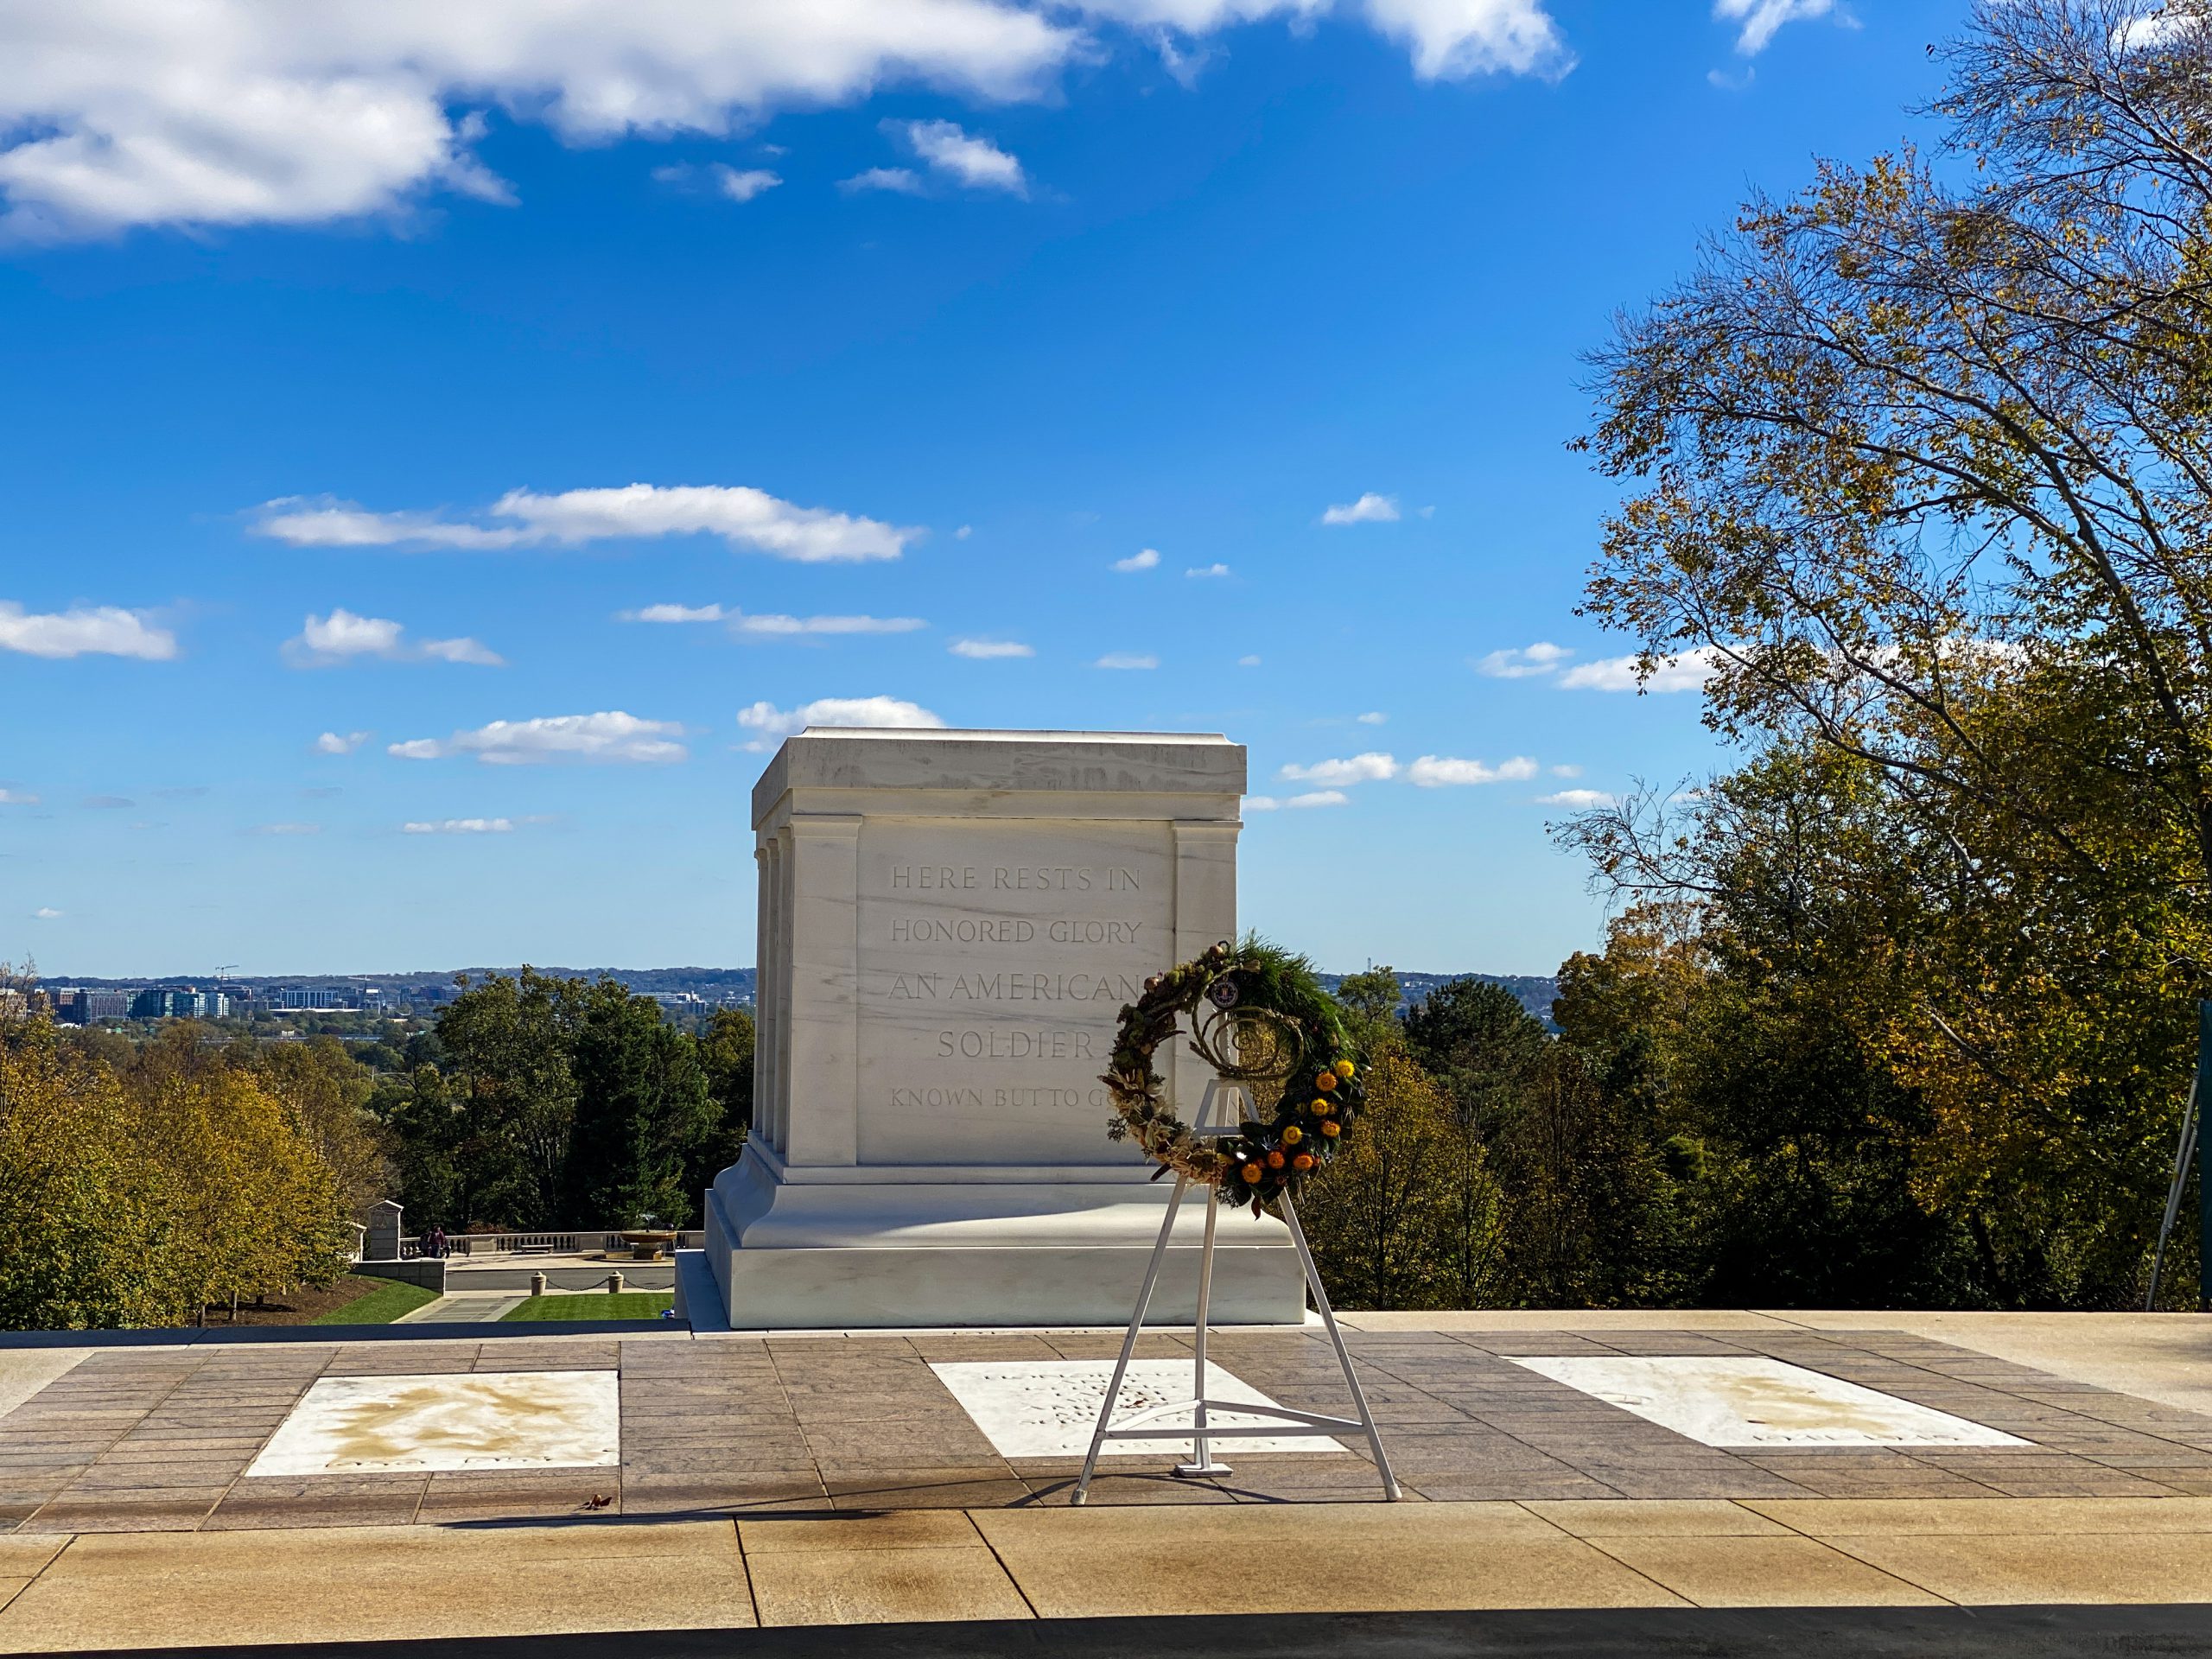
<box><xmin>246</xmin><ymin>1370</ymin><xmax>621</xmax><ymax>1477</ymax></box>
<box><xmin>929</xmin><ymin>1359</ymin><xmax>1333</xmax><ymax>1459</ymax></box>
<box><xmin>1509</xmin><ymin>1355</ymin><xmax>2033</xmax><ymax>1449</ymax></box>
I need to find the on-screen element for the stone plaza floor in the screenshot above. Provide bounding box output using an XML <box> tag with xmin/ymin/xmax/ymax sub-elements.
<box><xmin>3</xmin><ymin>1311</ymin><xmax>2212</xmax><ymax>1649</ymax></box>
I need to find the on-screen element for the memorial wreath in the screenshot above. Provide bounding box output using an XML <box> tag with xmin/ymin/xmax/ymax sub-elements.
<box><xmin>1102</xmin><ymin>938</ymin><xmax>1363</xmax><ymax>1209</ymax></box>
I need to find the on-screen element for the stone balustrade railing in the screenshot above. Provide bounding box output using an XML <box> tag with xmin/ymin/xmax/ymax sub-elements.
<box><xmin>395</xmin><ymin>1230</ymin><xmax>702</xmax><ymax>1258</ymax></box>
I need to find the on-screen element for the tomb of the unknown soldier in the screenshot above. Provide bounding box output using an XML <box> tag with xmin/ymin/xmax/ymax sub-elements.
<box><xmin>692</xmin><ymin>727</ymin><xmax>1307</xmax><ymax>1330</ymax></box>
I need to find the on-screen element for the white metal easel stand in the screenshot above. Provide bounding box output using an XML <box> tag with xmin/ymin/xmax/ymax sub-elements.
<box><xmin>1071</xmin><ymin>1078</ymin><xmax>1401</xmax><ymax>1505</ymax></box>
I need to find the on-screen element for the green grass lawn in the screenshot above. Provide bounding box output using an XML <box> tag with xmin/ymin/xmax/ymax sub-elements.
<box><xmin>502</xmin><ymin>1292</ymin><xmax>677</xmax><ymax>1322</ymax></box>
<box><xmin>308</xmin><ymin>1275</ymin><xmax>442</xmax><ymax>1325</ymax></box>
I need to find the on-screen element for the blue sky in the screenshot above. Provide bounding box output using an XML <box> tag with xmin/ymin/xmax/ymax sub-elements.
<box><xmin>0</xmin><ymin>0</ymin><xmax>1962</xmax><ymax>979</ymax></box>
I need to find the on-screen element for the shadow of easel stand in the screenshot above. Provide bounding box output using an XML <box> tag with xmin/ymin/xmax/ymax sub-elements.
<box><xmin>1073</xmin><ymin>1076</ymin><xmax>1402</xmax><ymax>1504</ymax></box>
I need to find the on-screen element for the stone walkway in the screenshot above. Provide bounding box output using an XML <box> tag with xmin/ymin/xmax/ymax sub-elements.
<box><xmin>4</xmin><ymin>1314</ymin><xmax>2212</xmax><ymax>1648</ymax></box>
<box><xmin>5</xmin><ymin>1321</ymin><xmax>2212</xmax><ymax>1532</ymax></box>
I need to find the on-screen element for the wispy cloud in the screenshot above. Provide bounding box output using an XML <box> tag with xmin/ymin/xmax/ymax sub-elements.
<box><xmin>253</xmin><ymin>822</ymin><xmax>323</xmax><ymax>836</ymax></box>
<box><xmin>389</xmin><ymin>712</ymin><xmax>686</xmax><ymax>766</ymax></box>
<box><xmin>285</xmin><ymin>607</ymin><xmax>502</xmax><ymax>667</ymax></box>
<box><xmin>1095</xmin><ymin>652</ymin><xmax>1158</xmax><ymax>671</ymax></box>
<box><xmin>1237</xmin><ymin>654</ymin><xmax>1262</xmax><ymax>668</ymax></box>
<box><xmin>712</xmin><ymin>164</ymin><xmax>781</xmax><ymax>201</ymax></box>
<box><xmin>0</xmin><ymin>788</ymin><xmax>41</xmax><ymax>805</ymax></box>
<box><xmin>736</xmin><ymin>696</ymin><xmax>945</xmax><ymax>748</ymax></box>
<box><xmin>80</xmin><ymin>795</ymin><xmax>134</xmax><ymax>809</ymax></box>
<box><xmin>1242</xmin><ymin>790</ymin><xmax>1350</xmax><ymax>812</ymax></box>
<box><xmin>1537</xmin><ymin>788</ymin><xmax>1615</xmax><ymax>809</ymax></box>
<box><xmin>1713</xmin><ymin>0</ymin><xmax>1836</xmax><ymax>55</ymax></box>
<box><xmin>1280</xmin><ymin>753</ymin><xmax>1397</xmax><ymax>785</ymax></box>
<box><xmin>950</xmin><ymin>639</ymin><xmax>1033</xmax><ymax>659</ymax></box>
<box><xmin>1356</xmin><ymin>711</ymin><xmax>1387</xmax><ymax>725</ymax></box>
<box><xmin>1112</xmin><ymin>548</ymin><xmax>1160</xmax><ymax>573</ymax></box>
<box><xmin>893</xmin><ymin>118</ymin><xmax>1027</xmax><ymax>194</ymax></box>
<box><xmin>32</xmin><ymin>906</ymin><xmax>61</xmax><ymax>920</ymax></box>
<box><xmin>617</xmin><ymin>601</ymin><xmax>923</xmax><ymax>637</ymax></box>
<box><xmin>254</xmin><ymin>483</ymin><xmax>915</xmax><ymax>563</ymax></box>
<box><xmin>404</xmin><ymin>817</ymin><xmax>516</xmax><ymax>835</ymax></box>
<box><xmin>1320</xmin><ymin>493</ymin><xmax>1400</xmax><ymax>526</ymax></box>
<box><xmin>1476</xmin><ymin>641</ymin><xmax>1572</xmax><ymax>679</ymax></box>
<box><xmin>1559</xmin><ymin>647</ymin><xmax>1719</xmax><ymax>692</ymax></box>
<box><xmin>620</xmin><ymin>603</ymin><xmax>727</xmax><ymax>624</ymax></box>
<box><xmin>1185</xmin><ymin>563</ymin><xmax>1231</xmax><ymax>579</ymax></box>
<box><xmin>839</xmin><ymin>166</ymin><xmax>923</xmax><ymax>195</ymax></box>
<box><xmin>315</xmin><ymin>730</ymin><xmax>372</xmax><ymax>755</ymax></box>
<box><xmin>0</xmin><ymin>602</ymin><xmax>175</xmax><ymax>660</ymax></box>
<box><xmin>1407</xmin><ymin>755</ymin><xmax>1540</xmax><ymax>786</ymax></box>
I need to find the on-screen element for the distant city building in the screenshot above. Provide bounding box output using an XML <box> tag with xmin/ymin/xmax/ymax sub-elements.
<box><xmin>267</xmin><ymin>987</ymin><xmax>363</xmax><ymax>1011</ymax></box>
<box><xmin>648</xmin><ymin>991</ymin><xmax>707</xmax><ymax>1013</ymax></box>
<box><xmin>128</xmin><ymin>986</ymin><xmax>229</xmax><ymax>1020</ymax></box>
<box><xmin>52</xmin><ymin>988</ymin><xmax>132</xmax><ymax>1023</ymax></box>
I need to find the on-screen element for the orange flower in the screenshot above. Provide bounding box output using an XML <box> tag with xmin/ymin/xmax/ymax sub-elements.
<box><xmin>1315</xmin><ymin>1072</ymin><xmax>1338</xmax><ymax>1091</ymax></box>
<box><xmin>1320</xmin><ymin>1121</ymin><xmax>1341</xmax><ymax>1137</ymax></box>
<box><xmin>1241</xmin><ymin>1164</ymin><xmax>1262</xmax><ymax>1184</ymax></box>
<box><xmin>1292</xmin><ymin>1153</ymin><xmax>1315</xmax><ymax>1171</ymax></box>
<box><xmin>1266</xmin><ymin>1149</ymin><xmax>1286</xmax><ymax>1169</ymax></box>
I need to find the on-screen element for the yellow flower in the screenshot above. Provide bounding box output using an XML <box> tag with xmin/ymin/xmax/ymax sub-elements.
<box><xmin>1312</xmin><ymin>1098</ymin><xmax>1332</xmax><ymax>1116</ymax></box>
<box><xmin>1334</xmin><ymin>1059</ymin><xmax>1356</xmax><ymax>1079</ymax></box>
<box><xmin>1320</xmin><ymin>1121</ymin><xmax>1341</xmax><ymax>1137</ymax></box>
<box><xmin>1282</xmin><ymin>1125</ymin><xmax>1302</xmax><ymax>1145</ymax></box>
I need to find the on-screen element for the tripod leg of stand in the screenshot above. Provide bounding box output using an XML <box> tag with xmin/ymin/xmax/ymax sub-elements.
<box><xmin>1073</xmin><ymin>1173</ymin><xmax>1189</xmax><ymax>1506</ymax></box>
<box><xmin>1176</xmin><ymin>1181</ymin><xmax>1230</xmax><ymax>1478</ymax></box>
<box><xmin>1278</xmin><ymin>1192</ymin><xmax>1402</xmax><ymax>1500</ymax></box>
<box><xmin>2147</xmin><ymin>1105</ymin><xmax>2199</xmax><ymax>1311</ymax></box>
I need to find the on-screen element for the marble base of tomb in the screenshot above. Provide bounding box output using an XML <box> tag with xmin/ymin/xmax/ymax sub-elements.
<box><xmin>700</xmin><ymin>1141</ymin><xmax>1306</xmax><ymax>1329</ymax></box>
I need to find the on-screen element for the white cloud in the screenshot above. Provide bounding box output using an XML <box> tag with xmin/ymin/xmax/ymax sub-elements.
<box><xmin>253</xmin><ymin>821</ymin><xmax>323</xmax><ymax>836</ymax></box>
<box><xmin>1550</xmin><ymin>763</ymin><xmax>1582</xmax><ymax>778</ymax></box>
<box><xmin>1320</xmin><ymin>493</ymin><xmax>1400</xmax><ymax>525</ymax></box>
<box><xmin>839</xmin><ymin>166</ymin><xmax>924</xmax><ymax>195</ymax></box>
<box><xmin>1242</xmin><ymin>795</ymin><xmax>1280</xmax><ymax>812</ymax></box>
<box><xmin>1280</xmin><ymin>752</ymin><xmax>1397</xmax><ymax>785</ymax></box>
<box><xmin>955</xmin><ymin>524</ymin><xmax>973</xmax><ymax>539</ymax></box>
<box><xmin>1112</xmin><ymin>548</ymin><xmax>1160</xmax><ymax>573</ymax></box>
<box><xmin>255</xmin><ymin>483</ymin><xmax>914</xmax><ymax>563</ymax></box>
<box><xmin>1185</xmin><ymin>563</ymin><xmax>1230</xmax><ymax>579</ymax></box>
<box><xmin>1713</xmin><ymin>0</ymin><xmax>1834</xmax><ymax>54</ymax></box>
<box><xmin>315</xmin><ymin>730</ymin><xmax>372</xmax><ymax>755</ymax></box>
<box><xmin>0</xmin><ymin>789</ymin><xmax>41</xmax><ymax>804</ymax></box>
<box><xmin>1537</xmin><ymin>788</ymin><xmax>1615</xmax><ymax>809</ymax></box>
<box><xmin>0</xmin><ymin>601</ymin><xmax>175</xmax><ymax>660</ymax></box>
<box><xmin>32</xmin><ymin>906</ymin><xmax>60</xmax><ymax>920</ymax></box>
<box><xmin>1242</xmin><ymin>790</ymin><xmax>1350</xmax><ymax>812</ymax></box>
<box><xmin>711</xmin><ymin>165</ymin><xmax>781</xmax><ymax>201</ymax></box>
<box><xmin>0</xmin><ymin>3</ymin><xmax>1572</xmax><ymax>239</ymax></box>
<box><xmin>1559</xmin><ymin>646</ymin><xmax>1719</xmax><ymax>693</ymax></box>
<box><xmin>1236</xmin><ymin>654</ymin><xmax>1262</xmax><ymax>668</ymax></box>
<box><xmin>1360</xmin><ymin>0</ymin><xmax>1574</xmax><ymax>79</ymax></box>
<box><xmin>287</xmin><ymin>607</ymin><xmax>502</xmax><ymax>666</ymax></box>
<box><xmin>895</xmin><ymin>118</ymin><xmax>1026</xmax><ymax>194</ymax></box>
<box><xmin>1476</xmin><ymin>641</ymin><xmax>1571</xmax><ymax>679</ymax></box>
<box><xmin>390</xmin><ymin>711</ymin><xmax>687</xmax><ymax>765</ymax></box>
<box><xmin>621</xmin><ymin>602</ymin><xmax>726</xmax><ymax>624</ymax></box>
<box><xmin>950</xmin><ymin>638</ymin><xmax>1034</xmax><ymax>658</ymax></box>
<box><xmin>728</xmin><ymin>611</ymin><xmax>926</xmax><ymax>638</ymax></box>
<box><xmin>1407</xmin><ymin>754</ymin><xmax>1540</xmax><ymax>786</ymax></box>
<box><xmin>1096</xmin><ymin>652</ymin><xmax>1158</xmax><ymax>670</ymax></box>
<box><xmin>404</xmin><ymin>817</ymin><xmax>515</xmax><ymax>834</ymax></box>
<box><xmin>736</xmin><ymin>696</ymin><xmax>947</xmax><ymax>747</ymax></box>
<box><xmin>1356</xmin><ymin>711</ymin><xmax>1387</xmax><ymax>725</ymax></box>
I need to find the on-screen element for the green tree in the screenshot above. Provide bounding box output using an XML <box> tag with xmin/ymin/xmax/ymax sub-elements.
<box><xmin>561</xmin><ymin>978</ymin><xmax>717</xmax><ymax>1227</ymax></box>
<box><xmin>433</xmin><ymin>969</ymin><xmax>579</xmax><ymax>1230</ymax></box>
<box><xmin>691</xmin><ymin>1006</ymin><xmax>756</xmax><ymax>1202</ymax></box>
<box><xmin>1573</xmin><ymin>0</ymin><xmax>2212</xmax><ymax>1306</ymax></box>
<box><xmin>1404</xmin><ymin>978</ymin><xmax>1550</xmax><ymax>1138</ymax></box>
